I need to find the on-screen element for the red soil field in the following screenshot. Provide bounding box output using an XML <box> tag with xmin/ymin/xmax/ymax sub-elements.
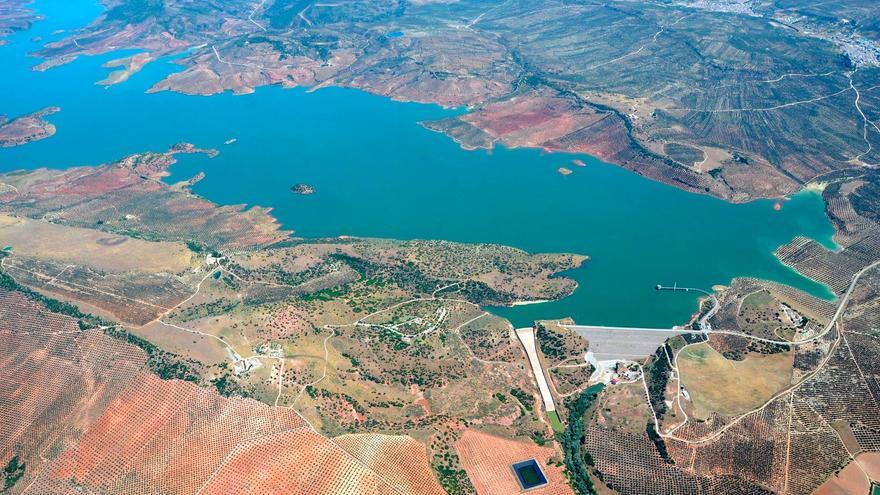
<box><xmin>333</xmin><ymin>433</ymin><xmax>446</xmax><ymax>495</ymax></box>
<box><xmin>813</xmin><ymin>452</ymin><xmax>880</xmax><ymax>495</ymax></box>
<box><xmin>0</xmin><ymin>289</ymin><xmax>441</xmax><ymax>495</ymax></box>
<box><xmin>455</xmin><ymin>429</ymin><xmax>573</xmax><ymax>495</ymax></box>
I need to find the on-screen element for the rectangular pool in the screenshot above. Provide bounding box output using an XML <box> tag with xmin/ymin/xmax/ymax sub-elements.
<box><xmin>512</xmin><ymin>459</ymin><xmax>548</xmax><ymax>490</ymax></box>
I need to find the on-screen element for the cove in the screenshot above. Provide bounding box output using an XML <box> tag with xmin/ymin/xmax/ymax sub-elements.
<box><xmin>0</xmin><ymin>0</ymin><xmax>838</xmax><ymax>329</ymax></box>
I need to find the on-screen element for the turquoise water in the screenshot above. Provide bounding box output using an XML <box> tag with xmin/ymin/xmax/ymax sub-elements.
<box><xmin>0</xmin><ymin>0</ymin><xmax>838</xmax><ymax>328</ymax></box>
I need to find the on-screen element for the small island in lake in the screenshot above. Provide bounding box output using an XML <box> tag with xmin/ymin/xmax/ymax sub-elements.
<box><xmin>291</xmin><ymin>183</ymin><xmax>316</xmax><ymax>195</ymax></box>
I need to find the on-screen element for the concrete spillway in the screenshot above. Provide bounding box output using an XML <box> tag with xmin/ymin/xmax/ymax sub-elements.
<box><xmin>514</xmin><ymin>327</ymin><xmax>556</xmax><ymax>413</ymax></box>
<box><xmin>562</xmin><ymin>325</ymin><xmax>699</xmax><ymax>362</ymax></box>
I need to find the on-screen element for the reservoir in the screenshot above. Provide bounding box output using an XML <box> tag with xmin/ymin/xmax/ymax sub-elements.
<box><xmin>0</xmin><ymin>0</ymin><xmax>838</xmax><ymax>328</ymax></box>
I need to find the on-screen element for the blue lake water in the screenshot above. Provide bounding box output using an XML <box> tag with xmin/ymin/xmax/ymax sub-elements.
<box><xmin>0</xmin><ymin>0</ymin><xmax>838</xmax><ymax>328</ymax></box>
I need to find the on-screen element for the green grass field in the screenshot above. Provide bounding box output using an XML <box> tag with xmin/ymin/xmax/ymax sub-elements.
<box><xmin>547</xmin><ymin>410</ymin><xmax>564</xmax><ymax>433</ymax></box>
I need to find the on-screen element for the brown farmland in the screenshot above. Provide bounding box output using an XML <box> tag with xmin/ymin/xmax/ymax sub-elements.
<box><xmin>0</xmin><ymin>289</ymin><xmax>441</xmax><ymax>495</ymax></box>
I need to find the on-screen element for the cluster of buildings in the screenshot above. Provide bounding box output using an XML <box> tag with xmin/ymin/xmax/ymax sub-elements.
<box><xmin>781</xmin><ymin>15</ymin><xmax>880</xmax><ymax>68</ymax></box>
